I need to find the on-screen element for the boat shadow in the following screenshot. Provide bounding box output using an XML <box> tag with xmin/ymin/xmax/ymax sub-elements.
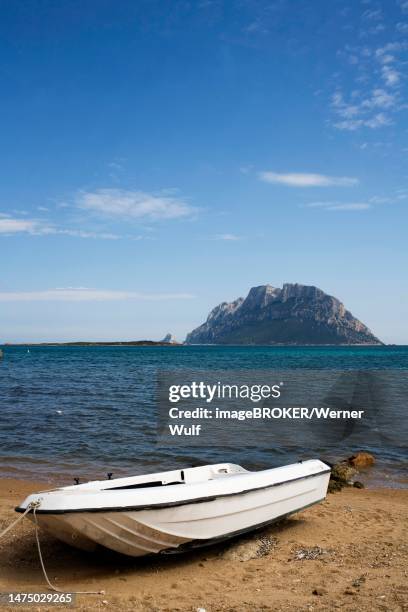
<box><xmin>4</xmin><ymin>516</ymin><xmax>302</xmax><ymax>586</ymax></box>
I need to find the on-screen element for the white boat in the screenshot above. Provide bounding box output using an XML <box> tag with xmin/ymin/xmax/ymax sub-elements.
<box><xmin>16</xmin><ymin>459</ymin><xmax>330</xmax><ymax>557</ymax></box>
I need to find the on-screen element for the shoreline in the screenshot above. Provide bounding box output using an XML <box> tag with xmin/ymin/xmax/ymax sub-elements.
<box><xmin>1</xmin><ymin>478</ymin><xmax>407</xmax><ymax>611</ymax></box>
<box><xmin>1</xmin><ymin>455</ymin><xmax>406</xmax><ymax>490</ymax></box>
<box><xmin>2</xmin><ymin>342</ymin><xmax>393</xmax><ymax>347</ymax></box>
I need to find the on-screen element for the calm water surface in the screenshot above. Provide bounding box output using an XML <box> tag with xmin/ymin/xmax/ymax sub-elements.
<box><xmin>0</xmin><ymin>345</ymin><xmax>406</xmax><ymax>487</ymax></box>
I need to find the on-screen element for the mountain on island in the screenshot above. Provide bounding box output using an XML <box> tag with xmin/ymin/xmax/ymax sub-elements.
<box><xmin>160</xmin><ymin>333</ymin><xmax>178</xmax><ymax>344</ymax></box>
<box><xmin>185</xmin><ymin>284</ymin><xmax>382</xmax><ymax>345</ymax></box>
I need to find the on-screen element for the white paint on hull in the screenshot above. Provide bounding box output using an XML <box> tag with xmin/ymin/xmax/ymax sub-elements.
<box><xmin>20</xmin><ymin>460</ymin><xmax>330</xmax><ymax>557</ymax></box>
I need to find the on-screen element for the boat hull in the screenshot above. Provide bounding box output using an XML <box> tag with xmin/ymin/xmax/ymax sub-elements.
<box><xmin>28</xmin><ymin>470</ymin><xmax>329</xmax><ymax>557</ymax></box>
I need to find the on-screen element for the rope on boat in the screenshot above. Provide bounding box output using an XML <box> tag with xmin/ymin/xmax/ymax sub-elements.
<box><xmin>0</xmin><ymin>501</ymin><xmax>104</xmax><ymax>596</ymax></box>
<box><xmin>32</xmin><ymin>505</ymin><xmax>104</xmax><ymax>595</ymax></box>
<box><xmin>0</xmin><ymin>503</ymin><xmax>33</xmax><ymax>539</ymax></box>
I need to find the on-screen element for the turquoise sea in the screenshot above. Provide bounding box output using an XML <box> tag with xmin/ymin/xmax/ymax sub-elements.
<box><xmin>0</xmin><ymin>345</ymin><xmax>407</xmax><ymax>487</ymax></box>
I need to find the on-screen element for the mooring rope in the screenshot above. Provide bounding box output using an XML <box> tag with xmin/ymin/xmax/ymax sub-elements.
<box><xmin>31</xmin><ymin>505</ymin><xmax>104</xmax><ymax>595</ymax></box>
<box><xmin>0</xmin><ymin>503</ymin><xmax>33</xmax><ymax>539</ymax></box>
<box><xmin>1</xmin><ymin>501</ymin><xmax>104</xmax><ymax>596</ymax></box>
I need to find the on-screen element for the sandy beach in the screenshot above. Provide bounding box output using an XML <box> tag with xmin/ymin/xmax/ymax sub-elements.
<box><xmin>0</xmin><ymin>478</ymin><xmax>407</xmax><ymax>611</ymax></box>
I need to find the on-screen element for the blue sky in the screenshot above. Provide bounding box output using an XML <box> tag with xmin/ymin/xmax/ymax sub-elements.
<box><xmin>1</xmin><ymin>0</ymin><xmax>407</xmax><ymax>343</ymax></box>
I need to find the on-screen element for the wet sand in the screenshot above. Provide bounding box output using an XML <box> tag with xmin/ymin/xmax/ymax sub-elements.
<box><xmin>0</xmin><ymin>478</ymin><xmax>407</xmax><ymax>611</ymax></box>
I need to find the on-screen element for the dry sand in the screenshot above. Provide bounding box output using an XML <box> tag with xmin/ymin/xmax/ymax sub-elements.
<box><xmin>0</xmin><ymin>478</ymin><xmax>407</xmax><ymax>611</ymax></box>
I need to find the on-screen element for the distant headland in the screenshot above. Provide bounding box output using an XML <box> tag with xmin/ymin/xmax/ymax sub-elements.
<box><xmin>4</xmin><ymin>333</ymin><xmax>181</xmax><ymax>347</ymax></box>
<box><xmin>4</xmin><ymin>340</ymin><xmax>181</xmax><ymax>347</ymax></box>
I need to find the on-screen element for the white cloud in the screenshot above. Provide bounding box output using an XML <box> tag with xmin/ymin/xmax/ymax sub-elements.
<box><xmin>76</xmin><ymin>188</ymin><xmax>196</xmax><ymax>220</ymax></box>
<box><xmin>396</xmin><ymin>22</ymin><xmax>408</xmax><ymax>33</ymax></box>
<box><xmin>239</xmin><ymin>165</ymin><xmax>253</xmax><ymax>174</ymax></box>
<box><xmin>332</xmin><ymin>92</ymin><xmax>363</xmax><ymax>119</ymax></box>
<box><xmin>107</xmin><ymin>161</ymin><xmax>124</xmax><ymax>171</ymax></box>
<box><xmin>362</xmin><ymin>8</ymin><xmax>383</xmax><ymax>21</ymax></box>
<box><xmin>328</xmin><ymin>203</ymin><xmax>371</xmax><ymax>210</ymax></box>
<box><xmin>369</xmin><ymin>195</ymin><xmax>393</xmax><ymax>204</ymax></box>
<box><xmin>364</xmin><ymin>112</ymin><xmax>393</xmax><ymax>128</ymax></box>
<box><xmin>56</xmin><ymin>229</ymin><xmax>120</xmax><ymax>240</ymax></box>
<box><xmin>368</xmin><ymin>23</ymin><xmax>386</xmax><ymax>34</ymax></box>
<box><xmin>376</xmin><ymin>42</ymin><xmax>406</xmax><ymax>57</ymax></box>
<box><xmin>304</xmin><ymin>192</ymin><xmax>403</xmax><ymax>210</ymax></box>
<box><xmin>0</xmin><ymin>215</ymin><xmax>120</xmax><ymax>239</ymax></box>
<box><xmin>213</xmin><ymin>233</ymin><xmax>241</xmax><ymax>241</ymax></box>
<box><xmin>0</xmin><ymin>218</ymin><xmax>40</xmax><ymax>234</ymax></box>
<box><xmin>398</xmin><ymin>0</ymin><xmax>408</xmax><ymax>14</ymax></box>
<box><xmin>333</xmin><ymin>119</ymin><xmax>363</xmax><ymax>130</ymax></box>
<box><xmin>334</xmin><ymin>114</ymin><xmax>392</xmax><ymax>131</ymax></box>
<box><xmin>258</xmin><ymin>172</ymin><xmax>358</xmax><ymax>187</ymax></box>
<box><xmin>0</xmin><ymin>288</ymin><xmax>195</xmax><ymax>302</ymax></box>
<box><xmin>1</xmin><ymin>187</ymin><xmax>196</xmax><ymax>241</ymax></box>
<box><xmin>243</xmin><ymin>20</ymin><xmax>267</xmax><ymax>35</ymax></box>
<box><xmin>377</xmin><ymin>53</ymin><xmax>395</xmax><ymax>65</ymax></box>
<box><xmin>332</xmin><ymin>88</ymin><xmax>396</xmax><ymax>130</ymax></box>
<box><xmin>305</xmin><ymin>201</ymin><xmax>371</xmax><ymax>211</ymax></box>
<box><xmin>330</xmin><ymin>39</ymin><xmax>407</xmax><ymax>132</ymax></box>
<box><xmin>362</xmin><ymin>88</ymin><xmax>396</xmax><ymax>109</ymax></box>
<box><xmin>381</xmin><ymin>65</ymin><xmax>400</xmax><ymax>86</ymax></box>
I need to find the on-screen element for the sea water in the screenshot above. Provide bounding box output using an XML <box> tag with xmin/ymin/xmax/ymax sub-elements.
<box><xmin>0</xmin><ymin>345</ymin><xmax>406</xmax><ymax>486</ymax></box>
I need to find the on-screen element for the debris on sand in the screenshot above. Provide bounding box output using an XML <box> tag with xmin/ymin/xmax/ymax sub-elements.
<box><xmin>292</xmin><ymin>546</ymin><xmax>331</xmax><ymax>561</ymax></box>
<box><xmin>352</xmin><ymin>575</ymin><xmax>366</xmax><ymax>588</ymax></box>
<box><xmin>221</xmin><ymin>534</ymin><xmax>278</xmax><ymax>562</ymax></box>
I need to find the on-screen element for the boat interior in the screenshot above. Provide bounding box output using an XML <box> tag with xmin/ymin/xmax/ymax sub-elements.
<box><xmin>50</xmin><ymin>463</ymin><xmax>249</xmax><ymax>494</ymax></box>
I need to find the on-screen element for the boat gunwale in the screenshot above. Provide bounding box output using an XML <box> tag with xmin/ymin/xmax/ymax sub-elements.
<box><xmin>15</xmin><ymin>468</ymin><xmax>331</xmax><ymax>515</ymax></box>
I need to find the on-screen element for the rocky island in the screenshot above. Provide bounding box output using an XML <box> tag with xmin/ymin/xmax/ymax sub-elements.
<box><xmin>186</xmin><ymin>283</ymin><xmax>382</xmax><ymax>345</ymax></box>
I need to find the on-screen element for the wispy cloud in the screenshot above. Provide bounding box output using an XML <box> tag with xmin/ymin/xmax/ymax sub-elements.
<box><xmin>304</xmin><ymin>190</ymin><xmax>405</xmax><ymax>210</ymax></box>
<box><xmin>333</xmin><ymin>112</ymin><xmax>392</xmax><ymax>131</ymax></box>
<box><xmin>212</xmin><ymin>233</ymin><xmax>241</xmax><ymax>241</ymax></box>
<box><xmin>239</xmin><ymin>165</ymin><xmax>253</xmax><ymax>175</ymax></box>
<box><xmin>1</xmin><ymin>186</ymin><xmax>195</xmax><ymax>239</ymax></box>
<box><xmin>76</xmin><ymin>189</ymin><xmax>197</xmax><ymax>220</ymax></box>
<box><xmin>107</xmin><ymin>159</ymin><xmax>126</xmax><ymax>182</ymax></box>
<box><xmin>330</xmin><ymin>23</ymin><xmax>407</xmax><ymax>132</ymax></box>
<box><xmin>0</xmin><ymin>288</ymin><xmax>195</xmax><ymax>302</ymax></box>
<box><xmin>395</xmin><ymin>188</ymin><xmax>408</xmax><ymax>199</ymax></box>
<box><xmin>362</xmin><ymin>8</ymin><xmax>383</xmax><ymax>22</ymax></box>
<box><xmin>381</xmin><ymin>64</ymin><xmax>400</xmax><ymax>86</ymax></box>
<box><xmin>0</xmin><ymin>218</ymin><xmax>40</xmax><ymax>234</ymax></box>
<box><xmin>396</xmin><ymin>22</ymin><xmax>408</xmax><ymax>33</ymax></box>
<box><xmin>55</xmin><ymin>229</ymin><xmax>120</xmax><ymax>239</ymax></box>
<box><xmin>107</xmin><ymin>160</ymin><xmax>125</xmax><ymax>172</ymax></box>
<box><xmin>0</xmin><ymin>215</ymin><xmax>120</xmax><ymax>239</ymax></box>
<box><xmin>331</xmin><ymin>86</ymin><xmax>398</xmax><ymax>131</ymax></box>
<box><xmin>305</xmin><ymin>201</ymin><xmax>370</xmax><ymax>211</ymax></box>
<box><xmin>258</xmin><ymin>172</ymin><xmax>358</xmax><ymax>187</ymax></box>
<box><xmin>359</xmin><ymin>5</ymin><xmax>386</xmax><ymax>36</ymax></box>
<box><xmin>398</xmin><ymin>0</ymin><xmax>408</xmax><ymax>14</ymax></box>
<box><xmin>0</xmin><ymin>188</ymin><xmax>198</xmax><ymax>240</ymax></box>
